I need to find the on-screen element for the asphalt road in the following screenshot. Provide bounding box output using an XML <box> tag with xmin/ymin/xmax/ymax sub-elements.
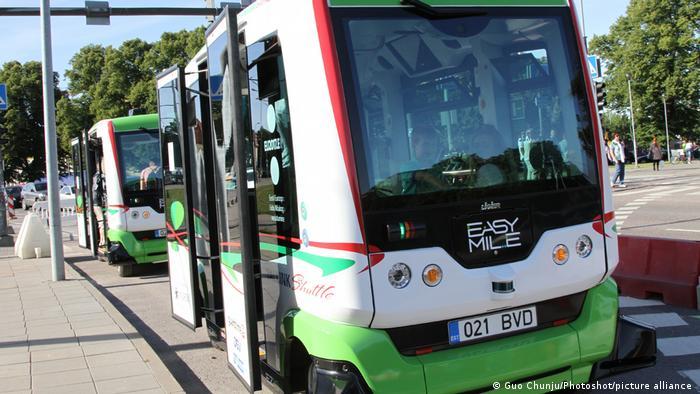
<box><xmin>611</xmin><ymin>162</ymin><xmax>700</xmax><ymax>241</ymax></box>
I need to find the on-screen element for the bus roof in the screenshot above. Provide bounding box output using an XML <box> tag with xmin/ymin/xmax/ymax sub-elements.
<box><xmin>328</xmin><ymin>0</ymin><xmax>567</xmax><ymax>5</ymax></box>
<box><xmin>111</xmin><ymin>114</ymin><xmax>159</xmax><ymax>133</ymax></box>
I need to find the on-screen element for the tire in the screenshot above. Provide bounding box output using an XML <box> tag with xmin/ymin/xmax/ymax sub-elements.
<box><xmin>118</xmin><ymin>264</ymin><xmax>135</xmax><ymax>277</ymax></box>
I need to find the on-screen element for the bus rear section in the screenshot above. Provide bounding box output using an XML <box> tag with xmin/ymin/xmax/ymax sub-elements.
<box><xmin>81</xmin><ymin>114</ymin><xmax>167</xmax><ymax>276</ymax></box>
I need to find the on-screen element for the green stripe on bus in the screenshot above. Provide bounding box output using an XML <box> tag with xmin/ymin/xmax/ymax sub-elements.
<box><xmin>220</xmin><ymin>242</ymin><xmax>355</xmax><ymax>277</ymax></box>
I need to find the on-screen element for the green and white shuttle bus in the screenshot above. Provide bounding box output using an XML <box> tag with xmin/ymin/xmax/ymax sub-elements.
<box><xmin>73</xmin><ymin>114</ymin><xmax>167</xmax><ymax>276</ymax></box>
<box><xmin>159</xmin><ymin>1</ymin><xmax>656</xmax><ymax>392</ymax></box>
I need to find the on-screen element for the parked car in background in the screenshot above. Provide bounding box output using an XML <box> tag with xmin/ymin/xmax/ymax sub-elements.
<box><xmin>5</xmin><ymin>186</ymin><xmax>23</xmax><ymax>208</ymax></box>
<box><xmin>21</xmin><ymin>182</ymin><xmax>48</xmax><ymax>209</ymax></box>
<box><xmin>59</xmin><ymin>185</ymin><xmax>75</xmax><ymax>199</ymax></box>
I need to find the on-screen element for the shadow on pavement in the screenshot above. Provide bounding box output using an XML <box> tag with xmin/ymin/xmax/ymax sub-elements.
<box><xmin>66</xmin><ymin>258</ymin><xmax>212</xmax><ymax>393</ymax></box>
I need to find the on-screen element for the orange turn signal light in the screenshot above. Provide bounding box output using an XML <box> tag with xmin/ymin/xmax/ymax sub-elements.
<box><xmin>552</xmin><ymin>244</ymin><xmax>569</xmax><ymax>265</ymax></box>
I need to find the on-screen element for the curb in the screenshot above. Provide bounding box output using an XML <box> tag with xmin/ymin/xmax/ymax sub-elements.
<box><xmin>63</xmin><ymin>246</ymin><xmax>184</xmax><ymax>393</ymax></box>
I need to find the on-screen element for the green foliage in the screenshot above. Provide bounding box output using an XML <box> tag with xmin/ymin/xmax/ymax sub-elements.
<box><xmin>0</xmin><ymin>61</ymin><xmax>62</xmax><ymax>182</ymax></box>
<box><xmin>56</xmin><ymin>94</ymin><xmax>92</xmax><ymax>166</ymax></box>
<box><xmin>589</xmin><ymin>0</ymin><xmax>700</xmax><ymax>143</ymax></box>
<box><xmin>56</xmin><ymin>26</ymin><xmax>206</xmax><ymax>165</ymax></box>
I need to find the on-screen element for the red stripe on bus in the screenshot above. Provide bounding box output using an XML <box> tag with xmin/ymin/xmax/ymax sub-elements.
<box><xmin>166</xmin><ymin>222</ymin><xmax>188</xmax><ymax>247</ymax></box>
<box><xmin>258</xmin><ymin>232</ymin><xmax>369</xmax><ymax>255</ymax></box>
<box><xmin>107</xmin><ymin>121</ymin><xmax>123</xmax><ymax>192</ymax></box>
<box><xmin>312</xmin><ymin>0</ymin><xmax>367</xmax><ymax>253</ymax></box>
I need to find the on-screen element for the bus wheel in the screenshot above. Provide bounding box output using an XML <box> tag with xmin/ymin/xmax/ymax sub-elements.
<box><xmin>118</xmin><ymin>264</ymin><xmax>135</xmax><ymax>277</ymax></box>
<box><xmin>287</xmin><ymin>339</ymin><xmax>311</xmax><ymax>393</ymax></box>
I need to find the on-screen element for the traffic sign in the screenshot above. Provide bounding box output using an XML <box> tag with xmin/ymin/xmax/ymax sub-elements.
<box><xmin>587</xmin><ymin>55</ymin><xmax>598</xmax><ymax>79</ymax></box>
<box><xmin>0</xmin><ymin>83</ymin><xmax>7</xmax><ymax>111</ymax></box>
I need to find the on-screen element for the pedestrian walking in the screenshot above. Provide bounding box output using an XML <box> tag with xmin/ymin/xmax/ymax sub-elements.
<box><xmin>684</xmin><ymin>139</ymin><xmax>693</xmax><ymax>164</ymax></box>
<box><xmin>650</xmin><ymin>136</ymin><xmax>663</xmax><ymax>171</ymax></box>
<box><xmin>609</xmin><ymin>133</ymin><xmax>626</xmax><ymax>188</ymax></box>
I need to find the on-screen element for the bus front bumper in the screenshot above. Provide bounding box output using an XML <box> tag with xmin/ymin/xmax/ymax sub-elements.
<box><xmin>107</xmin><ymin>229</ymin><xmax>167</xmax><ymax>265</ymax></box>
<box><xmin>293</xmin><ymin>278</ymin><xmax>657</xmax><ymax>394</ymax></box>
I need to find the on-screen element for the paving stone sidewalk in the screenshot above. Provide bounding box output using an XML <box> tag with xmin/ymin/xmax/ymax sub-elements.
<box><xmin>0</xmin><ymin>250</ymin><xmax>183</xmax><ymax>394</ymax></box>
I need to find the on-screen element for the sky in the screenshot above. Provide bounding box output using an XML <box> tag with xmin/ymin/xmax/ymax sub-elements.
<box><xmin>0</xmin><ymin>0</ymin><xmax>631</xmax><ymax>88</ymax></box>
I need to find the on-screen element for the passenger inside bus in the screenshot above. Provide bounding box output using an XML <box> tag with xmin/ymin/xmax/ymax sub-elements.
<box><xmin>400</xmin><ymin>127</ymin><xmax>445</xmax><ymax>194</ymax></box>
<box><xmin>140</xmin><ymin>160</ymin><xmax>161</xmax><ymax>190</ymax></box>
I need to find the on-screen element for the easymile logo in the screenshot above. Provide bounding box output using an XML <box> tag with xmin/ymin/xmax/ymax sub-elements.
<box><xmin>467</xmin><ymin>218</ymin><xmax>522</xmax><ymax>253</ymax></box>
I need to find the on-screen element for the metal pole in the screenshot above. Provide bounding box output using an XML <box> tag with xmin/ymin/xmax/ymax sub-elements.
<box><xmin>0</xmin><ymin>145</ymin><xmax>6</xmax><ymax>236</ymax></box>
<box><xmin>40</xmin><ymin>0</ymin><xmax>64</xmax><ymax>281</ymax></box>
<box><xmin>627</xmin><ymin>77</ymin><xmax>638</xmax><ymax>167</ymax></box>
<box><xmin>662</xmin><ymin>94</ymin><xmax>671</xmax><ymax>163</ymax></box>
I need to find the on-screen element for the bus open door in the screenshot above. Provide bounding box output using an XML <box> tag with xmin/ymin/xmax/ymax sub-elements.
<box><xmin>156</xmin><ymin>53</ymin><xmax>229</xmax><ymax>346</ymax></box>
<box><xmin>71</xmin><ymin>136</ymin><xmax>91</xmax><ymax>249</ymax></box>
<box><xmin>157</xmin><ymin>66</ymin><xmax>202</xmax><ymax>330</ymax></box>
<box><xmin>205</xmin><ymin>7</ymin><xmax>264</xmax><ymax>391</ymax></box>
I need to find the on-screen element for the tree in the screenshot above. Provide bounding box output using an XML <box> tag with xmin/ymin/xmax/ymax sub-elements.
<box><xmin>0</xmin><ymin>61</ymin><xmax>62</xmax><ymax>183</ymax></box>
<box><xmin>90</xmin><ymin>39</ymin><xmax>153</xmax><ymax>119</ymax></box>
<box><xmin>56</xmin><ymin>26</ymin><xmax>206</xmax><ymax>161</ymax></box>
<box><xmin>64</xmin><ymin>44</ymin><xmax>105</xmax><ymax>99</ymax></box>
<box><xmin>56</xmin><ymin>94</ymin><xmax>92</xmax><ymax>169</ymax></box>
<box><xmin>590</xmin><ymin>0</ymin><xmax>700</xmax><ymax>147</ymax></box>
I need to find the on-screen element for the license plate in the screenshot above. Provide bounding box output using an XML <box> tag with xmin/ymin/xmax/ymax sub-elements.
<box><xmin>448</xmin><ymin>306</ymin><xmax>537</xmax><ymax>345</ymax></box>
<box><xmin>155</xmin><ymin>229</ymin><xmax>167</xmax><ymax>238</ymax></box>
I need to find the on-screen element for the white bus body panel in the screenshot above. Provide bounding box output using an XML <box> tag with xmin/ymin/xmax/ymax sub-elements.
<box><xmin>370</xmin><ymin>223</ymin><xmax>605</xmax><ymax>328</ymax></box>
<box><xmin>240</xmin><ymin>0</ymin><xmax>374</xmax><ymax>327</ymax></box>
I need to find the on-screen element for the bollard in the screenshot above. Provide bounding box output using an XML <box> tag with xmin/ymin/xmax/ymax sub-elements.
<box><xmin>34</xmin><ymin>247</ymin><xmax>41</xmax><ymax>258</ymax></box>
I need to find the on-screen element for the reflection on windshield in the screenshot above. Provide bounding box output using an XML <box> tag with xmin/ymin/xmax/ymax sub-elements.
<box><xmin>337</xmin><ymin>8</ymin><xmax>597</xmax><ymax>202</ymax></box>
<box><xmin>117</xmin><ymin>131</ymin><xmax>163</xmax><ymax>193</ymax></box>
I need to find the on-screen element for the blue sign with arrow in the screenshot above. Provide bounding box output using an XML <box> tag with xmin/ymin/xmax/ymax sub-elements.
<box><xmin>587</xmin><ymin>55</ymin><xmax>599</xmax><ymax>79</ymax></box>
<box><xmin>0</xmin><ymin>83</ymin><xmax>7</xmax><ymax>111</ymax></box>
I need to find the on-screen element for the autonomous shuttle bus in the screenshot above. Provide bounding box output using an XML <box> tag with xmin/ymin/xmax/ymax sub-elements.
<box><xmin>73</xmin><ymin>114</ymin><xmax>167</xmax><ymax>277</ymax></box>
<box><xmin>161</xmin><ymin>1</ymin><xmax>655</xmax><ymax>392</ymax></box>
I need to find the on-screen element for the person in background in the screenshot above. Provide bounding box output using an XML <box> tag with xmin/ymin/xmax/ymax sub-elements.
<box><xmin>685</xmin><ymin>139</ymin><xmax>694</xmax><ymax>164</ymax></box>
<box><xmin>649</xmin><ymin>136</ymin><xmax>662</xmax><ymax>171</ymax></box>
<box><xmin>609</xmin><ymin>133</ymin><xmax>626</xmax><ymax>188</ymax></box>
<box><xmin>685</xmin><ymin>138</ymin><xmax>695</xmax><ymax>164</ymax></box>
<box><xmin>92</xmin><ymin>166</ymin><xmax>106</xmax><ymax>248</ymax></box>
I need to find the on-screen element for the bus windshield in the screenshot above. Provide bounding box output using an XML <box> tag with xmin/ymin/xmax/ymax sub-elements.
<box><xmin>116</xmin><ymin>130</ymin><xmax>163</xmax><ymax>194</ymax></box>
<box><xmin>333</xmin><ymin>7</ymin><xmax>598</xmax><ymax>209</ymax></box>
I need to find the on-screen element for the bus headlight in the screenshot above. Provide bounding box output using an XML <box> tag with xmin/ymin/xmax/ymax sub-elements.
<box><xmin>422</xmin><ymin>264</ymin><xmax>442</xmax><ymax>287</ymax></box>
<box><xmin>553</xmin><ymin>244</ymin><xmax>569</xmax><ymax>265</ymax></box>
<box><xmin>388</xmin><ymin>263</ymin><xmax>411</xmax><ymax>289</ymax></box>
<box><xmin>575</xmin><ymin>235</ymin><xmax>593</xmax><ymax>258</ymax></box>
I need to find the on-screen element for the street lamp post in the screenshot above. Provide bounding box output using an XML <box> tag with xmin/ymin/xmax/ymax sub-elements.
<box><xmin>626</xmin><ymin>74</ymin><xmax>638</xmax><ymax>167</ymax></box>
<box><xmin>662</xmin><ymin>94</ymin><xmax>671</xmax><ymax>164</ymax></box>
<box><xmin>40</xmin><ymin>0</ymin><xmax>65</xmax><ymax>281</ymax></box>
